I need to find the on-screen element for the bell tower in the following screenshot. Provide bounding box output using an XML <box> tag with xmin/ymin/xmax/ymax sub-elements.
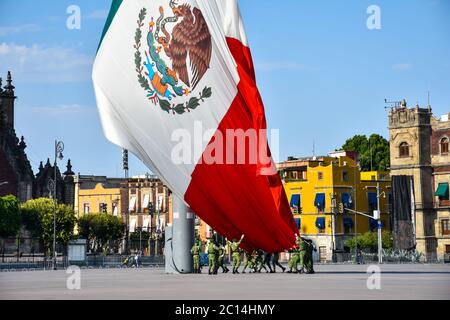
<box><xmin>389</xmin><ymin>99</ymin><xmax>436</xmax><ymax>257</ymax></box>
<box><xmin>1</xmin><ymin>71</ymin><xmax>16</xmax><ymax>130</ymax></box>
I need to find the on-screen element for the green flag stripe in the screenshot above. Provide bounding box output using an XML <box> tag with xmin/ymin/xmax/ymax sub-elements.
<box><xmin>97</xmin><ymin>0</ymin><xmax>123</xmax><ymax>53</ymax></box>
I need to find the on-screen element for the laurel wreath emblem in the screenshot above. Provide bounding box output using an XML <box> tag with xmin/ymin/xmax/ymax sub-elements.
<box><xmin>134</xmin><ymin>8</ymin><xmax>212</xmax><ymax>115</ymax></box>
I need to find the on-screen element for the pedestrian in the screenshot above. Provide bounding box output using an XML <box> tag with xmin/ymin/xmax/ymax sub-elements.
<box><xmin>271</xmin><ymin>252</ymin><xmax>286</xmax><ymax>273</ymax></box>
<box><xmin>227</xmin><ymin>234</ymin><xmax>245</xmax><ymax>274</ymax></box>
<box><xmin>356</xmin><ymin>248</ymin><xmax>363</xmax><ymax>265</ymax></box>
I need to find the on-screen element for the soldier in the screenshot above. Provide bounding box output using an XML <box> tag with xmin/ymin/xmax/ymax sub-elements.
<box><xmin>217</xmin><ymin>243</ymin><xmax>229</xmax><ymax>273</ymax></box>
<box><xmin>263</xmin><ymin>252</ymin><xmax>274</xmax><ymax>273</ymax></box>
<box><xmin>298</xmin><ymin>237</ymin><xmax>308</xmax><ymax>274</ymax></box>
<box><xmin>242</xmin><ymin>251</ymin><xmax>254</xmax><ymax>273</ymax></box>
<box><xmin>304</xmin><ymin>239</ymin><xmax>316</xmax><ymax>274</ymax></box>
<box><xmin>190</xmin><ymin>241</ymin><xmax>201</xmax><ymax>274</ymax></box>
<box><xmin>271</xmin><ymin>252</ymin><xmax>286</xmax><ymax>273</ymax></box>
<box><xmin>207</xmin><ymin>239</ymin><xmax>219</xmax><ymax>275</ymax></box>
<box><xmin>255</xmin><ymin>249</ymin><xmax>270</xmax><ymax>273</ymax></box>
<box><xmin>287</xmin><ymin>245</ymin><xmax>300</xmax><ymax>273</ymax></box>
<box><xmin>227</xmin><ymin>234</ymin><xmax>245</xmax><ymax>274</ymax></box>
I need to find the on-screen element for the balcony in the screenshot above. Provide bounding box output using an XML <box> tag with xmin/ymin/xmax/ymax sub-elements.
<box><xmin>434</xmin><ymin>200</ymin><xmax>450</xmax><ymax>208</ymax></box>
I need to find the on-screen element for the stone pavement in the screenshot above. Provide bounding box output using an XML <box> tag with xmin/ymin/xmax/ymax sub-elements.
<box><xmin>0</xmin><ymin>264</ymin><xmax>449</xmax><ymax>300</ymax></box>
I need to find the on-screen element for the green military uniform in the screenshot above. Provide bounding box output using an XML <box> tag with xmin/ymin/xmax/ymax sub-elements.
<box><xmin>272</xmin><ymin>252</ymin><xmax>286</xmax><ymax>273</ymax></box>
<box><xmin>260</xmin><ymin>251</ymin><xmax>272</xmax><ymax>273</ymax></box>
<box><xmin>242</xmin><ymin>251</ymin><xmax>254</xmax><ymax>273</ymax></box>
<box><xmin>207</xmin><ymin>241</ymin><xmax>219</xmax><ymax>275</ymax></box>
<box><xmin>305</xmin><ymin>240</ymin><xmax>316</xmax><ymax>274</ymax></box>
<box><xmin>190</xmin><ymin>243</ymin><xmax>201</xmax><ymax>274</ymax></box>
<box><xmin>298</xmin><ymin>240</ymin><xmax>308</xmax><ymax>274</ymax></box>
<box><xmin>228</xmin><ymin>238</ymin><xmax>243</xmax><ymax>274</ymax></box>
<box><xmin>287</xmin><ymin>246</ymin><xmax>300</xmax><ymax>273</ymax></box>
<box><xmin>253</xmin><ymin>249</ymin><xmax>268</xmax><ymax>273</ymax></box>
<box><xmin>217</xmin><ymin>245</ymin><xmax>229</xmax><ymax>273</ymax></box>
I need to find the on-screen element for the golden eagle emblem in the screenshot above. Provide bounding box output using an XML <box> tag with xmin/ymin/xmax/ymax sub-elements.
<box><xmin>134</xmin><ymin>1</ymin><xmax>213</xmax><ymax>115</ymax></box>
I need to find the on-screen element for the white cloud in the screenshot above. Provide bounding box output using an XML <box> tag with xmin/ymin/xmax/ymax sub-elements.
<box><xmin>255</xmin><ymin>61</ymin><xmax>307</xmax><ymax>72</ymax></box>
<box><xmin>0</xmin><ymin>42</ymin><xmax>93</xmax><ymax>83</ymax></box>
<box><xmin>86</xmin><ymin>9</ymin><xmax>109</xmax><ymax>20</ymax></box>
<box><xmin>392</xmin><ymin>63</ymin><xmax>412</xmax><ymax>71</ymax></box>
<box><xmin>0</xmin><ymin>24</ymin><xmax>40</xmax><ymax>36</ymax></box>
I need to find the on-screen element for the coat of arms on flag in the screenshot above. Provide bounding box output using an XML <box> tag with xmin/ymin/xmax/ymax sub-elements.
<box><xmin>134</xmin><ymin>0</ymin><xmax>213</xmax><ymax>115</ymax></box>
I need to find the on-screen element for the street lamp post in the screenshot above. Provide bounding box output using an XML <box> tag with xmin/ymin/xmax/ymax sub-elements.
<box><xmin>53</xmin><ymin>140</ymin><xmax>64</xmax><ymax>270</ymax></box>
<box><xmin>122</xmin><ymin>149</ymin><xmax>129</xmax><ymax>255</ymax></box>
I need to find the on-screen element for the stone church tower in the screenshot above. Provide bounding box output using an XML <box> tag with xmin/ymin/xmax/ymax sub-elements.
<box><xmin>0</xmin><ymin>71</ymin><xmax>35</xmax><ymax>202</ymax></box>
<box><xmin>389</xmin><ymin>100</ymin><xmax>437</xmax><ymax>259</ymax></box>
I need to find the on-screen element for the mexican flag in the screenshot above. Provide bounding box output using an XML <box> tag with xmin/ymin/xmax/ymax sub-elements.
<box><xmin>93</xmin><ymin>0</ymin><xmax>297</xmax><ymax>252</ymax></box>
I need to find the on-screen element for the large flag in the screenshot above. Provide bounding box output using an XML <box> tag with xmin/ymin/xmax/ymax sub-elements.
<box><xmin>93</xmin><ymin>0</ymin><xmax>298</xmax><ymax>252</ymax></box>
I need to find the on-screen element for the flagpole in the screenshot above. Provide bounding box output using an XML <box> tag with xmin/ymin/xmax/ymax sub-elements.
<box><xmin>166</xmin><ymin>194</ymin><xmax>194</xmax><ymax>274</ymax></box>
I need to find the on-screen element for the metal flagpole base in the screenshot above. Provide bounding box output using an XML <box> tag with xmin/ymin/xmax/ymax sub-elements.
<box><xmin>165</xmin><ymin>195</ymin><xmax>194</xmax><ymax>274</ymax></box>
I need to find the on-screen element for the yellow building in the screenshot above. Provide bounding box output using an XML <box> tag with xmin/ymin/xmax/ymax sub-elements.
<box><xmin>74</xmin><ymin>175</ymin><xmax>128</xmax><ymax>219</ymax></box>
<box><xmin>277</xmin><ymin>151</ymin><xmax>391</xmax><ymax>262</ymax></box>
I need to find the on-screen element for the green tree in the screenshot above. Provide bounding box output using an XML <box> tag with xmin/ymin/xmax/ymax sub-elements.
<box><xmin>345</xmin><ymin>231</ymin><xmax>393</xmax><ymax>251</ymax></box>
<box><xmin>21</xmin><ymin>198</ymin><xmax>77</xmax><ymax>252</ymax></box>
<box><xmin>0</xmin><ymin>195</ymin><xmax>21</xmax><ymax>238</ymax></box>
<box><xmin>340</xmin><ymin>134</ymin><xmax>390</xmax><ymax>171</ymax></box>
<box><xmin>78</xmin><ymin>214</ymin><xmax>125</xmax><ymax>254</ymax></box>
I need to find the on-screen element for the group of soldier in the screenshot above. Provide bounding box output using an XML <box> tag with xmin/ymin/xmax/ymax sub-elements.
<box><xmin>190</xmin><ymin>234</ymin><xmax>316</xmax><ymax>275</ymax></box>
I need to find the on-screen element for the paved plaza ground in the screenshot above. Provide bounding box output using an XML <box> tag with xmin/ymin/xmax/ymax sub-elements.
<box><xmin>0</xmin><ymin>264</ymin><xmax>449</xmax><ymax>300</ymax></box>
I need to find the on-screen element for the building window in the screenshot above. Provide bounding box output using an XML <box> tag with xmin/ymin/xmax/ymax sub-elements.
<box><xmin>342</xmin><ymin>170</ymin><xmax>349</xmax><ymax>182</ymax></box>
<box><xmin>446</xmin><ymin>245</ymin><xmax>450</xmax><ymax>254</ymax></box>
<box><xmin>315</xmin><ymin>217</ymin><xmax>326</xmax><ymax>233</ymax></box>
<box><xmin>440</xmin><ymin>137</ymin><xmax>449</xmax><ymax>155</ymax></box>
<box><xmin>399</xmin><ymin>142</ymin><xmax>410</xmax><ymax>158</ymax></box>
<box><xmin>435</xmin><ymin>183</ymin><xmax>449</xmax><ymax>205</ymax></box>
<box><xmin>112</xmin><ymin>203</ymin><xmax>118</xmax><ymax>216</ymax></box>
<box><xmin>343</xmin><ymin>217</ymin><xmax>354</xmax><ymax>234</ymax></box>
<box><xmin>318</xmin><ymin>171</ymin><xmax>324</xmax><ymax>180</ymax></box>
<box><xmin>442</xmin><ymin>219</ymin><xmax>450</xmax><ymax>236</ymax></box>
<box><xmin>83</xmin><ymin>203</ymin><xmax>90</xmax><ymax>214</ymax></box>
<box><xmin>99</xmin><ymin>203</ymin><xmax>107</xmax><ymax>213</ymax></box>
<box><xmin>368</xmin><ymin>192</ymin><xmax>378</xmax><ymax>214</ymax></box>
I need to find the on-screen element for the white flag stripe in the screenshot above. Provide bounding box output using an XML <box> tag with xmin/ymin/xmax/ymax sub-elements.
<box><xmin>93</xmin><ymin>0</ymin><xmax>246</xmax><ymax>199</ymax></box>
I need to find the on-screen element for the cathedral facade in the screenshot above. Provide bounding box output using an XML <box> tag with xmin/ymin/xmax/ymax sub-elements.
<box><xmin>0</xmin><ymin>71</ymin><xmax>75</xmax><ymax>205</ymax></box>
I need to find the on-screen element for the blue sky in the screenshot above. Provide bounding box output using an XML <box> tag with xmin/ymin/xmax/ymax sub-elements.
<box><xmin>0</xmin><ymin>0</ymin><xmax>449</xmax><ymax>178</ymax></box>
